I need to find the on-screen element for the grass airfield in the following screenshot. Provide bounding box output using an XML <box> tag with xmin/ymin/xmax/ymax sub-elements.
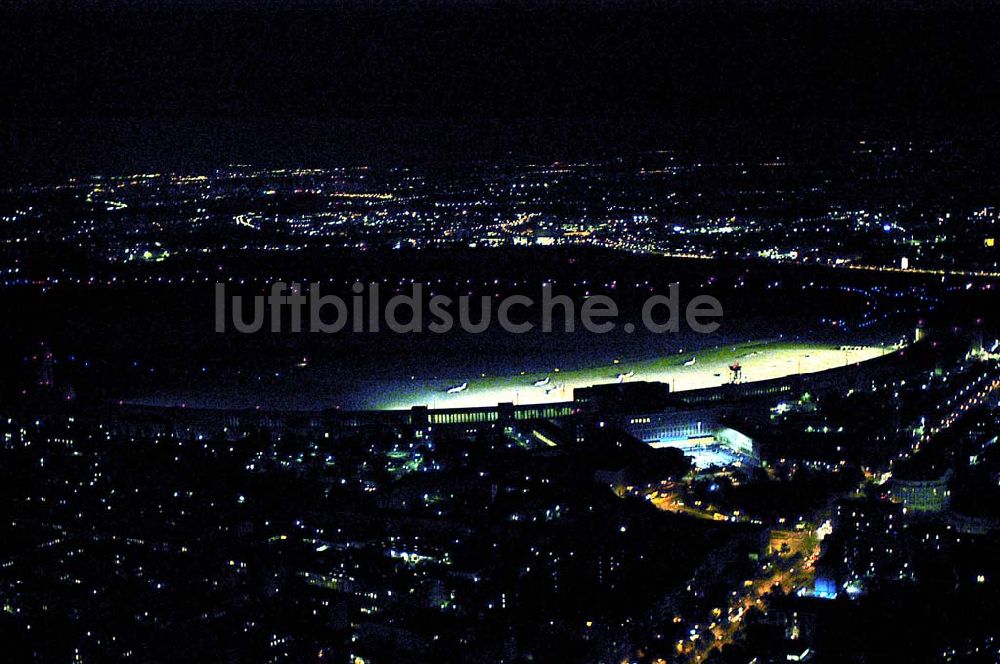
<box><xmin>374</xmin><ymin>340</ymin><xmax>889</xmax><ymax>410</ymax></box>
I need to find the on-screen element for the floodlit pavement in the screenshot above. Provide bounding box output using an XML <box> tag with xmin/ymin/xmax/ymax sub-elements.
<box><xmin>378</xmin><ymin>340</ymin><xmax>888</xmax><ymax>410</ymax></box>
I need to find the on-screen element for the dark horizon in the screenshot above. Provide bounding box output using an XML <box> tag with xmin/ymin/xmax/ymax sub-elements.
<box><xmin>5</xmin><ymin>1</ymin><xmax>1000</xmax><ymax>176</ymax></box>
<box><xmin>8</xmin><ymin>116</ymin><xmax>1000</xmax><ymax>182</ymax></box>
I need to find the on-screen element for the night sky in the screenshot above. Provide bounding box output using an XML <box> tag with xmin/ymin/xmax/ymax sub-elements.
<box><xmin>4</xmin><ymin>0</ymin><xmax>1000</xmax><ymax>175</ymax></box>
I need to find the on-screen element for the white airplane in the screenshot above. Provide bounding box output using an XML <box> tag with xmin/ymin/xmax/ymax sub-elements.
<box><xmin>446</xmin><ymin>382</ymin><xmax>468</xmax><ymax>394</ymax></box>
<box><xmin>533</xmin><ymin>376</ymin><xmax>551</xmax><ymax>387</ymax></box>
<box><xmin>683</xmin><ymin>357</ymin><xmax>697</xmax><ymax>367</ymax></box>
<box><xmin>616</xmin><ymin>371</ymin><xmax>635</xmax><ymax>383</ymax></box>
<box><xmin>544</xmin><ymin>382</ymin><xmax>562</xmax><ymax>395</ymax></box>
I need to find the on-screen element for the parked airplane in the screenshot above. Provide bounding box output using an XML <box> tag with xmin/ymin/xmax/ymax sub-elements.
<box><xmin>616</xmin><ymin>371</ymin><xmax>635</xmax><ymax>383</ymax></box>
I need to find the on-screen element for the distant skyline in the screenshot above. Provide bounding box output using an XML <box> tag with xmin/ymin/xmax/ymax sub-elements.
<box><xmin>5</xmin><ymin>1</ymin><xmax>1000</xmax><ymax>175</ymax></box>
